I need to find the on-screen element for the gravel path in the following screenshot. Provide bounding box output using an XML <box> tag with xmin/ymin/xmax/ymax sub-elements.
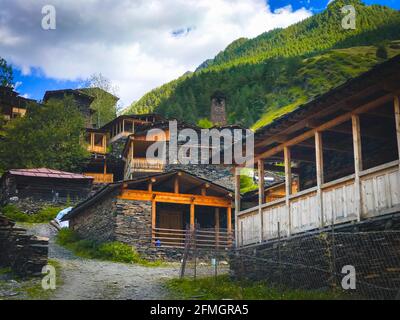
<box><xmin>23</xmin><ymin>224</ymin><xmax>181</xmax><ymax>300</ymax></box>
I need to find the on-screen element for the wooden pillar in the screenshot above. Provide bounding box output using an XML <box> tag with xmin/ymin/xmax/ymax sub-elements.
<box><xmin>352</xmin><ymin>114</ymin><xmax>363</xmax><ymax>222</ymax></box>
<box><xmin>151</xmin><ymin>198</ymin><xmax>156</xmax><ymax>242</ymax></box>
<box><xmin>315</xmin><ymin>131</ymin><xmax>324</xmax><ymax>227</ymax></box>
<box><xmin>103</xmin><ymin>159</ymin><xmax>107</xmax><ymax>175</ymax></box>
<box><xmin>234</xmin><ymin>169</ymin><xmax>241</xmax><ymax>247</ymax></box>
<box><xmin>90</xmin><ymin>133</ymin><xmax>94</xmax><ymax>149</ymax></box>
<box><xmin>227</xmin><ymin>206</ymin><xmax>232</xmax><ymax>246</ymax></box>
<box><xmin>174</xmin><ymin>176</ymin><xmax>179</xmax><ymax>194</ymax></box>
<box><xmin>394</xmin><ymin>96</ymin><xmax>400</xmax><ymax>167</ymax></box>
<box><xmin>258</xmin><ymin>159</ymin><xmax>265</xmax><ymax>242</ymax></box>
<box><xmin>215</xmin><ymin>208</ymin><xmax>220</xmax><ymax>248</ymax></box>
<box><xmin>190</xmin><ymin>202</ymin><xmax>195</xmax><ymax>230</ymax></box>
<box><xmin>284</xmin><ymin>147</ymin><xmax>292</xmax><ymax>235</ymax></box>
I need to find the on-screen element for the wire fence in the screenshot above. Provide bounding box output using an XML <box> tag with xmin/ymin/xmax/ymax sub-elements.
<box><xmin>180</xmin><ymin>223</ymin><xmax>400</xmax><ymax>300</ymax></box>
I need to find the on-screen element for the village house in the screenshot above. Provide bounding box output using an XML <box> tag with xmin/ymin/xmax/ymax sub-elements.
<box><xmin>0</xmin><ymin>168</ymin><xmax>93</xmax><ymax>213</ymax></box>
<box><xmin>0</xmin><ymin>86</ymin><xmax>36</xmax><ymax>121</ymax></box>
<box><xmin>235</xmin><ymin>55</ymin><xmax>400</xmax><ymax>246</ymax></box>
<box><xmin>82</xmin><ymin>114</ymin><xmax>163</xmax><ymax>184</ymax></box>
<box><xmin>62</xmin><ymin>170</ymin><xmax>233</xmax><ymax>260</ymax></box>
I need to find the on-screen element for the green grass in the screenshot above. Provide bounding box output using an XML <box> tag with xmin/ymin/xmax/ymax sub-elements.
<box><xmin>22</xmin><ymin>259</ymin><xmax>63</xmax><ymax>300</ymax></box>
<box><xmin>56</xmin><ymin>228</ymin><xmax>164</xmax><ymax>267</ymax></box>
<box><xmin>1</xmin><ymin>204</ymin><xmax>63</xmax><ymax>223</ymax></box>
<box><xmin>0</xmin><ymin>259</ymin><xmax>62</xmax><ymax>300</ymax></box>
<box><xmin>165</xmin><ymin>275</ymin><xmax>345</xmax><ymax>300</ymax></box>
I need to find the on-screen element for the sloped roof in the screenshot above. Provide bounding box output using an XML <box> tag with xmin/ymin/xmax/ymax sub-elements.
<box><xmin>62</xmin><ymin>169</ymin><xmax>233</xmax><ymax>221</ymax></box>
<box><xmin>7</xmin><ymin>168</ymin><xmax>93</xmax><ymax>180</ymax></box>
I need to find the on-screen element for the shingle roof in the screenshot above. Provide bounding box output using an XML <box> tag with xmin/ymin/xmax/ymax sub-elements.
<box><xmin>7</xmin><ymin>168</ymin><xmax>93</xmax><ymax>180</ymax></box>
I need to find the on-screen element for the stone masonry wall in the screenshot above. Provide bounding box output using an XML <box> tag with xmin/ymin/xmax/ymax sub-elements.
<box><xmin>70</xmin><ymin>190</ymin><xmax>119</xmax><ymax>243</ymax></box>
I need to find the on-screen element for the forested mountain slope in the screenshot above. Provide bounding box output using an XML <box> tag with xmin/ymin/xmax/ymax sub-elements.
<box><xmin>125</xmin><ymin>0</ymin><xmax>400</xmax><ymax>129</ymax></box>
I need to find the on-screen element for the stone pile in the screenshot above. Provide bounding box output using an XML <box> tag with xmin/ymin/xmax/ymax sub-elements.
<box><xmin>0</xmin><ymin>214</ymin><xmax>48</xmax><ymax>277</ymax></box>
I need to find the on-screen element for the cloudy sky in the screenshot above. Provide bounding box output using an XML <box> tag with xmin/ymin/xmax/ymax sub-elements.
<box><xmin>0</xmin><ymin>0</ymin><xmax>398</xmax><ymax>107</ymax></box>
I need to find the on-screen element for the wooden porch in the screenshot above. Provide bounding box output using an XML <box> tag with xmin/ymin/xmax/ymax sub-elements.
<box><xmin>117</xmin><ymin>171</ymin><xmax>234</xmax><ymax>249</ymax></box>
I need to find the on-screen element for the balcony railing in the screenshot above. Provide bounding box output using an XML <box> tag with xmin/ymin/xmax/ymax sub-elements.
<box><xmin>129</xmin><ymin>158</ymin><xmax>165</xmax><ymax>172</ymax></box>
<box><xmin>84</xmin><ymin>173</ymin><xmax>114</xmax><ymax>184</ymax></box>
<box><xmin>87</xmin><ymin>145</ymin><xmax>107</xmax><ymax>154</ymax></box>
<box><xmin>237</xmin><ymin>160</ymin><xmax>400</xmax><ymax>247</ymax></box>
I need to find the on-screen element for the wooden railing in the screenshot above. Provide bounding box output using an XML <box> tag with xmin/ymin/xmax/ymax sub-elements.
<box><xmin>84</xmin><ymin>173</ymin><xmax>114</xmax><ymax>184</ymax></box>
<box><xmin>130</xmin><ymin>158</ymin><xmax>165</xmax><ymax>172</ymax></box>
<box><xmin>87</xmin><ymin>145</ymin><xmax>107</xmax><ymax>154</ymax></box>
<box><xmin>237</xmin><ymin>161</ymin><xmax>400</xmax><ymax>247</ymax></box>
<box><xmin>152</xmin><ymin>227</ymin><xmax>234</xmax><ymax>249</ymax></box>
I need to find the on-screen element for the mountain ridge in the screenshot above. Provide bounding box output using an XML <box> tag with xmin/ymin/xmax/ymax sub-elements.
<box><xmin>125</xmin><ymin>0</ymin><xmax>400</xmax><ymax>129</ymax></box>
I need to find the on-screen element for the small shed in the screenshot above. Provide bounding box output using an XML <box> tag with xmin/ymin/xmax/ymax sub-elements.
<box><xmin>0</xmin><ymin>168</ymin><xmax>93</xmax><ymax>206</ymax></box>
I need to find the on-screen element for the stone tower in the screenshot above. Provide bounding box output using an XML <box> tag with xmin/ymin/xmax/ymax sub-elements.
<box><xmin>210</xmin><ymin>91</ymin><xmax>227</xmax><ymax>126</ymax></box>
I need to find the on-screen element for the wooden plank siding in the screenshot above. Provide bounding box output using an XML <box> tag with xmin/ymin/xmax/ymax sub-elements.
<box><xmin>237</xmin><ymin>92</ymin><xmax>400</xmax><ymax>247</ymax></box>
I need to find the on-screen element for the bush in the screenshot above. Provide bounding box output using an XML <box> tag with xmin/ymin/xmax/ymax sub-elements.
<box><xmin>2</xmin><ymin>205</ymin><xmax>62</xmax><ymax>223</ymax></box>
<box><xmin>56</xmin><ymin>228</ymin><xmax>163</xmax><ymax>266</ymax></box>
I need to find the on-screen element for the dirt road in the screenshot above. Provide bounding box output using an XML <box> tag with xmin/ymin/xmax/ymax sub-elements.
<box><xmin>24</xmin><ymin>224</ymin><xmax>181</xmax><ymax>300</ymax></box>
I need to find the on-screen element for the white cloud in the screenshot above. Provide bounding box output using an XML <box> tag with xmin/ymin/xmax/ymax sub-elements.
<box><xmin>0</xmin><ymin>0</ymin><xmax>312</xmax><ymax>106</ymax></box>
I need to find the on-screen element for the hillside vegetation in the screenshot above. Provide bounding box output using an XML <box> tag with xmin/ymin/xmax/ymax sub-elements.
<box><xmin>125</xmin><ymin>0</ymin><xmax>400</xmax><ymax>129</ymax></box>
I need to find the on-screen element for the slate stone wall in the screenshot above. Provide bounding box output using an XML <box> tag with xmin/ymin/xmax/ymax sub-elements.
<box><xmin>230</xmin><ymin>212</ymin><xmax>400</xmax><ymax>299</ymax></box>
<box><xmin>69</xmin><ymin>190</ymin><xmax>119</xmax><ymax>243</ymax></box>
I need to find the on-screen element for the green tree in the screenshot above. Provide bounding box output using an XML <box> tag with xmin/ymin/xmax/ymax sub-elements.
<box><xmin>0</xmin><ymin>57</ymin><xmax>13</xmax><ymax>87</ymax></box>
<box><xmin>0</xmin><ymin>96</ymin><xmax>89</xmax><ymax>172</ymax></box>
<box><xmin>83</xmin><ymin>73</ymin><xmax>119</xmax><ymax>127</ymax></box>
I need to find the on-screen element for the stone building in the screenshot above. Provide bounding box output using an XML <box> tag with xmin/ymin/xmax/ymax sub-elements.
<box><xmin>210</xmin><ymin>91</ymin><xmax>227</xmax><ymax>126</ymax></box>
<box><xmin>62</xmin><ymin>170</ymin><xmax>234</xmax><ymax>260</ymax></box>
<box><xmin>0</xmin><ymin>168</ymin><xmax>93</xmax><ymax>213</ymax></box>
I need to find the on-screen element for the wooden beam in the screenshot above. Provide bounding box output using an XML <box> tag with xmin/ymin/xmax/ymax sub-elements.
<box><xmin>174</xmin><ymin>176</ymin><xmax>179</xmax><ymax>194</ymax></box>
<box><xmin>148</xmin><ymin>182</ymin><xmax>153</xmax><ymax>193</ymax></box>
<box><xmin>118</xmin><ymin>190</ymin><xmax>231</xmax><ymax>207</ymax></box>
<box><xmin>227</xmin><ymin>206</ymin><xmax>232</xmax><ymax>238</ymax></box>
<box><xmin>255</xmin><ymin>94</ymin><xmax>393</xmax><ymax>162</ymax></box>
<box><xmin>284</xmin><ymin>147</ymin><xmax>292</xmax><ymax>235</ymax></box>
<box><xmin>234</xmin><ymin>169</ymin><xmax>241</xmax><ymax>248</ymax></box>
<box><xmin>152</xmin><ymin>199</ymin><xmax>156</xmax><ymax>240</ymax></box>
<box><xmin>190</xmin><ymin>202</ymin><xmax>195</xmax><ymax>230</ymax></box>
<box><xmin>258</xmin><ymin>159</ymin><xmax>265</xmax><ymax>242</ymax></box>
<box><xmin>315</xmin><ymin>131</ymin><xmax>324</xmax><ymax>226</ymax></box>
<box><xmin>352</xmin><ymin>114</ymin><xmax>363</xmax><ymax>222</ymax></box>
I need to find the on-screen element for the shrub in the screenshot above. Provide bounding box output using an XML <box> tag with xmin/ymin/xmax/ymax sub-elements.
<box><xmin>56</xmin><ymin>228</ymin><xmax>163</xmax><ymax>266</ymax></box>
<box><xmin>1</xmin><ymin>205</ymin><xmax>62</xmax><ymax>223</ymax></box>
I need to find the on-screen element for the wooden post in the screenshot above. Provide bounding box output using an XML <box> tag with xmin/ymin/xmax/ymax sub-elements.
<box><xmin>151</xmin><ymin>198</ymin><xmax>156</xmax><ymax>242</ymax></box>
<box><xmin>190</xmin><ymin>202</ymin><xmax>195</xmax><ymax>230</ymax></box>
<box><xmin>174</xmin><ymin>176</ymin><xmax>179</xmax><ymax>194</ymax></box>
<box><xmin>227</xmin><ymin>206</ymin><xmax>232</xmax><ymax>246</ymax></box>
<box><xmin>215</xmin><ymin>208</ymin><xmax>220</xmax><ymax>248</ymax></box>
<box><xmin>103</xmin><ymin>160</ymin><xmax>107</xmax><ymax>175</ymax></box>
<box><xmin>284</xmin><ymin>147</ymin><xmax>292</xmax><ymax>235</ymax></box>
<box><xmin>90</xmin><ymin>133</ymin><xmax>94</xmax><ymax>150</ymax></box>
<box><xmin>394</xmin><ymin>96</ymin><xmax>400</xmax><ymax>169</ymax></box>
<box><xmin>258</xmin><ymin>159</ymin><xmax>265</xmax><ymax>242</ymax></box>
<box><xmin>315</xmin><ymin>131</ymin><xmax>324</xmax><ymax>227</ymax></box>
<box><xmin>352</xmin><ymin>114</ymin><xmax>363</xmax><ymax>222</ymax></box>
<box><xmin>234</xmin><ymin>169</ymin><xmax>241</xmax><ymax>247</ymax></box>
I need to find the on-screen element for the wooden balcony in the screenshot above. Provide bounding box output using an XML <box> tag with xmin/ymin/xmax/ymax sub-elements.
<box><xmin>237</xmin><ymin>160</ymin><xmax>400</xmax><ymax>247</ymax></box>
<box><xmin>84</xmin><ymin>173</ymin><xmax>114</xmax><ymax>184</ymax></box>
<box><xmin>128</xmin><ymin>158</ymin><xmax>165</xmax><ymax>173</ymax></box>
<box><xmin>87</xmin><ymin>145</ymin><xmax>107</xmax><ymax>154</ymax></box>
